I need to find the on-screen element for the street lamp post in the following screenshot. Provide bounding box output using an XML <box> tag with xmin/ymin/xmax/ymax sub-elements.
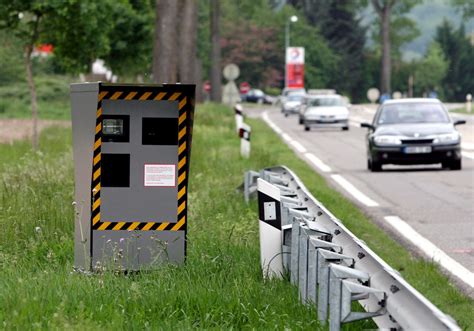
<box><xmin>284</xmin><ymin>15</ymin><xmax>298</xmax><ymax>88</ymax></box>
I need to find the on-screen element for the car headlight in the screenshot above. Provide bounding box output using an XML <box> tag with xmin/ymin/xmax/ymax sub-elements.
<box><xmin>373</xmin><ymin>135</ymin><xmax>402</xmax><ymax>146</ymax></box>
<box><xmin>433</xmin><ymin>133</ymin><xmax>460</xmax><ymax>144</ymax></box>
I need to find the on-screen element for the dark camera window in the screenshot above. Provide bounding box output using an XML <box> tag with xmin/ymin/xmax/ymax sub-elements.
<box><xmin>102</xmin><ymin>115</ymin><xmax>129</xmax><ymax>142</ymax></box>
<box><xmin>142</xmin><ymin>117</ymin><xmax>178</xmax><ymax>145</ymax></box>
<box><xmin>101</xmin><ymin>153</ymin><xmax>130</xmax><ymax>187</ymax></box>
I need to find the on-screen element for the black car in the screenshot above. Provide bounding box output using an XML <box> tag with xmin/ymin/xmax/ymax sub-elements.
<box><xmin>361</xmin><ymin>99</ymin><xmax>465</xmax><ymax>171</ymax></box>
<box><xmin>244</xmin><ymin>89</ymin><xmax>273</xmax><ymax>104</ymax></box>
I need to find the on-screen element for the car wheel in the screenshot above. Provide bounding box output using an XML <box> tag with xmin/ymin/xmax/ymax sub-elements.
<box><xmin>284</xmin><ymin>113</ymin><xmax>289</xmax><ymax>117</ymax></box>
<box><xmin>447</xmin><ymin>159</ymin><xmax>462</xmax><ymax>170</ymax></box>
<box><xmin>304</xmin><ymin>125</ymin><xmax>310</xmax><ymax>131</ymax></box>
<box><xmin>370</xmin><ymin>159</ymin><xmax>382</xmax><ymax>172</ymax></box>
<box><xmin>342</xmin><ymin>126</ymin><xmax>349</xmax><ymax>131</ymax></box>
<box><xmin>367</xmin><ymin>159</ymin><xmax>372</xmax><ymax>170</ymax></box>
<box><xmin>299</xmin><ymin>118</ymin><xmax>303</xmax><ymax>124</ymax></box>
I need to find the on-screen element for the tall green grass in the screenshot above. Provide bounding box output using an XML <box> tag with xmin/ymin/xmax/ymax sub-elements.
<box><xmin>0</xmin><ymin>103</ymin><xmax>472</xmax><ymax>329</ymax></box>
<box><xmin>0</xmin><ymin>75</ymin><xmax>71</xmax><ymax>119</ymax></box>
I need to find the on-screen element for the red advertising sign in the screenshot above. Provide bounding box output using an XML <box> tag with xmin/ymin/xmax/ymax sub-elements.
<box><xmin>239</xmin><ymin>82</ymin><xmax>250</xmax><ymax>94</ymax></box>
<box><xmin>287</xmin><ymin>64</ymin><xmax>304</xmax><ymax>88</ymax></box>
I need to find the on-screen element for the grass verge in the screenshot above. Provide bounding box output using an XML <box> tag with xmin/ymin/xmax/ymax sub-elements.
<box><xmin>0</xmin><ymin>103</ymin><xmax>472</xmax><ymax>329</ymax></box>
<box><xmin>450</xmin><ymin>107</ymin><xmax>473</xmax><ymax>115</ymax></box>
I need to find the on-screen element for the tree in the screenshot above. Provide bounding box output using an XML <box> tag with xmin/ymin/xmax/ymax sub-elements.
<box><xmin>414</xmin><ymin>42</ymin><xmax>448</xmax><ymax>96</ymax></box>
<box><xmin>153</xmin><ymin>0</ymin><xmax>179</xmax><ymax>83</ymax></box>
<box><xmin>452</xmin><ymin>0</ymin><xmax>474</xmax><ymax>18</ymax></box>
<box><xmin>371</xmin><ymin>0</ymin><xmax>420</xmax><ymax>95</ymax></box>
<box><xmin>178</xmin><ymin>0</ymin><xmax>198</xmax><ymax>84</ymax></box>
<box><xmin>209</xmin><ymin>0</ymin><xmax>221</xmax><ymax>102</ymax></box>
<box><xmin>0</xmin><ymin>0</ymin><xmax>114</xmax><ymax>150</ymax></box>
<box><xmin>221</xmin><ymin>21</ymin><xmax>281</xmax><ymax>87</ymax></box>
<box><xmin>436</xmin><ymin>21</ymin><xmax>474</xmax><ymax>101</ymax></box>
<box><xmin>317</xmin><ymin>0</ymin><xmax>367</xmax><ymax>101</ymax></box>
<box><xmin>103</xmin><ymin>0</ymin><xmax>154</xmax><ymax>79</ymax></box>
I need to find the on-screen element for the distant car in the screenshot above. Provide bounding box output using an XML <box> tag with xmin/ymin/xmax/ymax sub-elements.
<box><xmin>245</xmin><ymin>89</ymin><xmax>273</xmax><ymax>104</ymax></box>
<box><xmin>302</xmin><ymin>94</ymin><xmax>349</xmax><ymax>131</ymax></box>
<box><xmin>361</xmin><ymin>98</ymin><xmax>465</xmax><ymax>171</ymax></box>
<box><xmin>278</xmin><ymin>87</ymin><xmax>306</xmax><ymax>106</ymax></box>
<box><xmin>282</xmin><ymin>94</ymin><xmax>304</xmax><ymax>116</ymax></box>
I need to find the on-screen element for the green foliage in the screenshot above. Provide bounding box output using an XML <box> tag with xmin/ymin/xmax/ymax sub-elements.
<box><xmin>435</xmin><ymin>20</ymin><xmax>474</xmax><ymax>101</ymax></box>
<box><xmin>0</xmin><ymin>31</ymin><xmax>24</xmax><ymax>85</ymax></box>
<box><xmin>451</xmin><ymin>0</ymin><xmax>474</xmax><ymax>18</ymax></box>
<box><xmin>42</xmin><ymin>0</ymin><xmax>115</xmax><ymax>74</ymax></box>
<box><xmin>414</xmin><ymin>42</ymin><xmax>448</xmax><ymax>95</ymax></box>
<box><xmin>0</xmin><ymin>0</ymin><xmax>152</xmax><ymax>76</ymax></box>
<box><xmin>316</xmin><ymin>0</ymin><xmax>368</xmax><ymax>101</ymax></box>
<box><xmin>101</xmin><ymin>0</ymin><xmax>154</xmax><ymax>77</ymax></box>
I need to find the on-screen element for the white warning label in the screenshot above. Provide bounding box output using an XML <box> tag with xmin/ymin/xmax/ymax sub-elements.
<box><xmin>144</xmin><ymin>164</ymin><xmax>176</xmax><ymax>187</ymax></box>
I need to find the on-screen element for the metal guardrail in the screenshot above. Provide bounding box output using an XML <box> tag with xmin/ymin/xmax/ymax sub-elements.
<box><xmin>244</xmin><ymin>166</ymin><xmax>460</xmax><ymax>331</ymax></box>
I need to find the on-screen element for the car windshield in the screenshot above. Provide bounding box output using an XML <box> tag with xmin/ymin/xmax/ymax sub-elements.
<box><xmin>287</xmin><ymin>95</ymin><xmax>303</xmax><ymax>101</ymax></box>
<box><xmin>308</xmin><ymin>97</ymin><xmax>343</xmax><ymax>107</ymax></box>
<box><xmin>377</xmin><ymin>103</ymin><xmax>450</xmax><ymax>124</ymax></box>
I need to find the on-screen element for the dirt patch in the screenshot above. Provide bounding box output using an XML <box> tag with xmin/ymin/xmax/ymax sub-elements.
<box><xmin>0</xmin><ymin>119</ymin><xmax>70</xmax><ymax>144</ymax></box>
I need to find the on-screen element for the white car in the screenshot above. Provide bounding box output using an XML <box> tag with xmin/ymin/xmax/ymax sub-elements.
<box><xmin>282</xmin><ymin>94</ymin><xmax>304</xmax><ymax>116</ymax></box>
<box><xmin>302</xmin><ymin>95</ymin><xmax>349</xmax><ymax>131</ymax></box>
<box><xmin>279</xmin><ymin>88</ymin><xmax>306</xmax><ymax>108</ymax></box>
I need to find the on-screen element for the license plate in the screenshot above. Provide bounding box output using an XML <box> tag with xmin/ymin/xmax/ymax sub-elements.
<box><xmin>319</xmin><ymin>117</ymin><xmax>335</xmax><ymax>123</ymax></box>
<box><xmin>404</xmin><ymin>146</ymin><xmax>432</xmax><ymax>154</ymax></box>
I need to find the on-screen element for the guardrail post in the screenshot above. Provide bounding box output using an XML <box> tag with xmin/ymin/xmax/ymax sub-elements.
<box><xmin>317</xmin><ymin>250</ymin><xmax>354</xmax><ymax>325</ymax></box>
<box><xmin>281</xmin><ymin>224</ymin><xmax>292</xmax><ymax>272</ymax></box>
<box><xmin>299</xmin><ymin>221</ymin><xmax>332</xmax><ymax>304</ymax></box>
<box><xmin>329</xmin><ymin>264</ymin><xmax>386</xmax><ymax>331</ymax></box>
<box><xmin>290</xmin><ymin>217</ymin><xmax>301</xmax><ymax>285</ymax></box>
<box><xmin>307</xmin><ymin>238</ymin><xmax>342</xmax><ymax>305</ymax></box>
<box><xmin>244</xmin><ymin>170</ymin><xmax>260</xmax><ymax>203</ymax></box>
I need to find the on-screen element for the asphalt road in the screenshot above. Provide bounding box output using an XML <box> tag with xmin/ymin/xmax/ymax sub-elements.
<box><xmin>246</xmin><ymin>104</ymin><xmax>474</xmax><ymax>292</ymax></box>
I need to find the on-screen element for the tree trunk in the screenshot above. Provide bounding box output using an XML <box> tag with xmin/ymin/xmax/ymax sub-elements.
<box><xmin>25</xmin><ymin>45</ymin><xmax>38</xmax><ymax>151</ymax></box>
<box><xmin>210</xmin><ymin>0</ymin><xmax>222</xmax><ymax>102</ymax></box>
<box><xmin>381</xmin><ymin>4</ymin><xmax>391</xmax><ymax>94</ymax></box>
<box><xmin>178</xmin><ymin>0</ymin><xmax>197</xmax><ymax>84</ymax></box>
<box><xmin>153</xmin><ymin>0</ymin><xmax>179</xmax><ymax>83</ymax></box>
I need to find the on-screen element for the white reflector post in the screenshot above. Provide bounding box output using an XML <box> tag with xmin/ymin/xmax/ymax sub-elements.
<box><xmin>257</xmin><ymin>178</ymin><xmax>283</xmax><ymax>278</ymax></box>
<box><xmin>234</xmin><ymin>104</ymin><xmax>244</xmax><ymax>133</ymax></box>
<box><xmin>240</xmin><ymin>123</ymin><xmax>251</xmax><ymax>158</ymax></box>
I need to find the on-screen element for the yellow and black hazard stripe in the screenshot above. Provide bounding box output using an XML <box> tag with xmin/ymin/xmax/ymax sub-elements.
<box><xmin>90</xmin><ymin>84</ymin><xmax>193</xmax><ymax>233</ymax></box>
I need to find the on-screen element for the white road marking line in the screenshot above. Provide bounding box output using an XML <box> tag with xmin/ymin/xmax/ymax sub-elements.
<box><xmin>262</xmin><ymin>112</ymin><xmax>283</xmax><ymax>134</ymax></box>
<box><xmin>290</xmin><ymin>140</ymin><xmax>307</xmax><ymax>153</ymax></box>
<box><xmin>384</xmin><ymin>216</ymin><xmax>474</xmax><ymax>288</ymax></box>
<box><xmin>331</xmin><ymin>174</ymin><xmax>379</xmax><ymax>207</ymax></box>
<box><xmin>462</xmin><ymin>151</ymin><xmax>474</xmax><ymax>160</ymax></box>
<box><xmin>282</xmin><ymin>133</ymin><xmax>292</xmax><ymax>142</ymax></box>
<box><xmin>304</xmin><ymin>153</ymin><xmax>332</xmax><ymax>173</ymax></box>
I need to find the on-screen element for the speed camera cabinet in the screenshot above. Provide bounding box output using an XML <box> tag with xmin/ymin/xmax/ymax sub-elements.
<box><xmin>71</xmin><ymin>83</ymin><xmax>195</xmax><ymax>271</ymax></box>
